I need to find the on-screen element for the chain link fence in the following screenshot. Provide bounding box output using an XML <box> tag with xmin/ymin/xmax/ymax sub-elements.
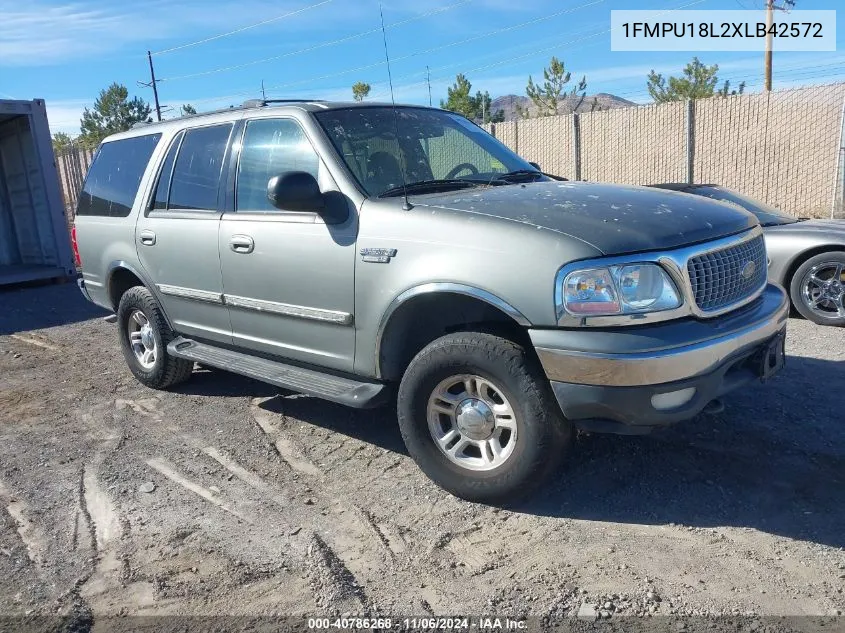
<box><xmin>485</xmin><ymin>83</ymin><xmax>845</xmax><ymax>219</ymax></box>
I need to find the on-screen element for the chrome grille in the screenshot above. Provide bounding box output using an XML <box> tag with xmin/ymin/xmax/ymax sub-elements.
<box><xmin>687</xmin><ymin>234</ymin><xmax>767</xmax><ymax>312</ymax></box>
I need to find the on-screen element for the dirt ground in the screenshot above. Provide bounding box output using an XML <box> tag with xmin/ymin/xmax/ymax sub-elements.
<box><xmin>0</xmin><ymin>282</ymin><xmax>843</xmax><ymax>630</ymax></box>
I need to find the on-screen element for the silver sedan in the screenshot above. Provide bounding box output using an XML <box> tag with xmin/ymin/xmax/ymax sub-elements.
<box><xmin>652</xmin><ymin>184</ymin><xmax>845</xmax><ymax>327</ymax></box>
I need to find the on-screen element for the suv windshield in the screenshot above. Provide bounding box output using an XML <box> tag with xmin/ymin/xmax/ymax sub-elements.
<box><xmin>690</xmin><ymin>186</ymin><xmax>798</xmax><ymax>226</ymax></box>
<box><xmin>314</xmin><ymin>106</ymin><xmax>545</xmax><ymax>197</ymax></box>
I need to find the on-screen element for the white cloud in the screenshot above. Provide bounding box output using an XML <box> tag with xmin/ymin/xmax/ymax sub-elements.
<box><xmin>44</xmin><ymin>98</ymin><xmax>89</xmax><ymax>135</ymax></box>
<box><xmin>0</xmin><ymin>0</ymin><xmax>386</xmax><ymax>67</ymax></box>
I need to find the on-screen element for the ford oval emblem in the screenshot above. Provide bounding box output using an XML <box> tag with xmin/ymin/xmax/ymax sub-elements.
<box><xmin>741</xmin><ymin>260</ymin><xmax>757</xmax><ymax>280</ymax></box>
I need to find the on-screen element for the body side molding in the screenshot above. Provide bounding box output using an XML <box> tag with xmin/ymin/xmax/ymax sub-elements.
<box><xmin>157</xmin><ymin>284</ymin><xmax>224</xmax><ymax>304</ymax></box>
<box><xmin>224</xmin><ymin>294</ymin><xmax>353</xmax><ymax>325</ymax></box>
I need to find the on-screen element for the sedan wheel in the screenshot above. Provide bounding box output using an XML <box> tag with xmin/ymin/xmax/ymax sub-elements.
<box><xmin>790</xmin><ymin>253</ymin><xmax>845</xmax><ymax>326</ymax></box>
<box><xmin>801</xmin><ymin>263</ymin><xmax>845</xmax><ymax>319</ymax></box>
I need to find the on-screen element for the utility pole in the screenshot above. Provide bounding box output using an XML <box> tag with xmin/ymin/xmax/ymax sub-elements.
<box><xmin>146</xmin><ymin>51</ymin><xmax>162</xmax><ymax>121</ymax></box>
<box><xmin>765</xmin><ymin>0</ymin><xmax>796</xmax><ymax>91</ymax></box>
<box><xmin>426</xmin><ymin>66</ymin><xmax>432</xmax><ymax>107</ymax></box>
<box><xmin>261</xmin><ymin>80</ymin><xmax>266</xmax><ymax>100</ymax></box>
<box><xmin>764</xmin><ymin>0</ymin><xmax>773</xmax><ymax>91</ymax></box>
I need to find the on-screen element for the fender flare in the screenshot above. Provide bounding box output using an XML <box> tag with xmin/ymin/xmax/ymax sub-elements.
<box><xmin>106</xmin><ymin>260</ymin><xmax>175</xmax><ymax>330</ymax></box>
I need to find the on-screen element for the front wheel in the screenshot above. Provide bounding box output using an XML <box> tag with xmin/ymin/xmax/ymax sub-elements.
<box><xmin>397</xmin><ymin>332</ymin><xmax>572</xmax><ymax>504</ymax></box>
<box><xmin>789</xmin><ymin>252</ymin><xmax>845</xmax><ymax>326</ymax></box>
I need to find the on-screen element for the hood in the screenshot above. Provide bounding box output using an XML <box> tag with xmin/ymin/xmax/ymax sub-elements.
<box><xmin>415</xmin><ymin>181</ymin><xmax>758</xmax><ymax>255</ymax></box>
<box><xmin>768</xmin><ymin>218</ymin><xmax>845</xmax><ymax>235</ymax></box>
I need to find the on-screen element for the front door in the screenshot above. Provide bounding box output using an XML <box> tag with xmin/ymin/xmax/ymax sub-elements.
<box><xmin>218</xmin><ymin>117</ymin><xmax>357</xmax><ymax>371</ymax></box>
<box><xmin>136</xmin><ymin>123</ymin><xmax>235</xmax><ymax>343</ymax></box>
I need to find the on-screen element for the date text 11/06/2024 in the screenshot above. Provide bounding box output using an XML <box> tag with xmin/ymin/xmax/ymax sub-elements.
<box><xmin>622</xmin><ymin>21</ymin><xmax>823</xmax><ymax>39</ymax></box>
<box><xmin>307</xmin><ymin>617</ymin><xmax>528</xmax><ymax>630</ymax></box>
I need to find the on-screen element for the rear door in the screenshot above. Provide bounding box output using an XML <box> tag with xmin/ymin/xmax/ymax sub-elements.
<box><xmin>217</xmin><ymin>116</ymin><xmax>357</xmax><ymax>371</ymax></box>
<box><xmin>135</xmin><ymin>123</ymin><xmax>234</xmax><ymax>343</ymax></box>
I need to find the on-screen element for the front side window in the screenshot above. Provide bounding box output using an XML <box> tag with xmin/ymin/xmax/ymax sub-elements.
<box><xmin>76</xmin><ymin>133</ymin><xmax>161</xmax><ymax>217</ymax></box>
<box><xmin>168</xmin><ymin>124</ymin><xmax>232</xmax><ymax>211</ymax></box>
<box><xmin>236</xmin><ymin>118</ymin><xmax>319</xmax><ymax>212</ymax></box>
<box><xmin>314</xmin><ymin>107</ymin><xmax>540</xmax><ymax>197</ymax></box>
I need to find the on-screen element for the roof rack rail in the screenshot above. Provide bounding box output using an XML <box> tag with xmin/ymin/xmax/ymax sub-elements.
<box><xmin>241</xmin><ymin>98</ymin><xmax>328</xmax><ymax>108</ymax></box>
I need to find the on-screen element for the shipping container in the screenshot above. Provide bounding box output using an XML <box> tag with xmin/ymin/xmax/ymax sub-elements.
<box><xmin>0</xmin><ymin>99</ymin><xmax>76</xmax><ymax>285</ymax></box>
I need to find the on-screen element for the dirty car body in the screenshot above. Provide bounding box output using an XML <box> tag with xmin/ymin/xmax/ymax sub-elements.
<box><xmin>74</xmin><ymin>102</ymin><xmax>788</xmax><ymax>503</ymax></box>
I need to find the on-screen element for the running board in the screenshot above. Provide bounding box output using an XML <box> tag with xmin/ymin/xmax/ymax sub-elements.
<box><xmin>167</xmin><ymin>337</ymin><xmax>388</xmax><ymax>409</ymax></box>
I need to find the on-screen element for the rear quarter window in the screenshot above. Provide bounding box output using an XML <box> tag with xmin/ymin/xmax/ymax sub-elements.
<box><xmin>76</xmin><ymin>133</ymin><xmax>161</xmax><ymax>217</ymax></box>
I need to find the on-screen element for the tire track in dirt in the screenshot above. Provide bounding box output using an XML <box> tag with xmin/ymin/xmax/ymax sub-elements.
<box><xmin>146</xmin><ymin>457</ymin><xmax>256</xmax><ymax>525</ymax></box>
<box><xmin>246</xmin><ymin>396</ymin><xmax>423</xmax><ymax>609</ymax></box>
<box><xmin>9</xmin><ymin>333</ymin><xmax>60</xmax><ymax>351</ymax></box>
<box><xmin>79</xmin><ymin>431</ymin><xmax>130</xmax><ymax>605</ymax></box>
<box><xmin>0</xmin><ymin>480</ymin><xmax>49</xmax><ymax>568</ymax></box>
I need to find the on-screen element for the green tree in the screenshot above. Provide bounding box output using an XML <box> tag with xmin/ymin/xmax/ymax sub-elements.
<box><xmin>79</xmin><ymin>83</ymin><xmax>151</xmax><ymax>148</ymax></box>
<box><xmin>474</xmin><ymin>91</ymin><xmax>505</xmax><ymax>123</ymax></box>
<box><xmin>51</xmin><ymin>132</ymin><xmax>74</xmax><ymax>154</ymax></box>
<box><xmin>181</xmin><ymin>104</ymin><xmax>197</xmax><ymax>116</ymax></box>
<box><xmin>647</xmin><ymin>57</ymin><xmax>745</xmax><ymax>103</ymax></box>
<box><xmin>514</xmin><ymin>102</ymin><xmax>532</xmax><ymax>120</ymax></box>
<box><xmin>717</xmin><ymin>79</ymin><xmax>747</xmax><ymax>98</ymax></box>
<box><xmin>526</xmin><ymin>56</ymin><xmax>586</xmax><ymax>117</ymax></box>
<box><xmin>441</xmin><ymin>74</ymin><xmax>478</xmax><ymax>119</ymax></box>
<box><xmin>352</xmin><ymin>81</ymin><xmax>371</xmax><ymax>102</ymax></box>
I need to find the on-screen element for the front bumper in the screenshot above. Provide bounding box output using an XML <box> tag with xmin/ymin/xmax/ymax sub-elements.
<box><xmin>531</xmin><ymin>284</ymin><xmax>789</xmax><ymax>432</ymax></box>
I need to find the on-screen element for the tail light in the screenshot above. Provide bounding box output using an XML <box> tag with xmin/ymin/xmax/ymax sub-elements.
<box><xmin>71</xmin><ymin>225</ymin><xmax>82</xmax><ymax>268</ymax></box>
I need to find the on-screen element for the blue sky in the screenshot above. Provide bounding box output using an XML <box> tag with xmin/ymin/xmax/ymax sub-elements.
<box><xmin>1</xmin><ymin>0</ymin><xmax>842</xmax><ymax>134</ymax></box>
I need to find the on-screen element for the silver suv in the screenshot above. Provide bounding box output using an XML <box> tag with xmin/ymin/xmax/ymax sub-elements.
<box><xmin>74</xmin><ymin>100</ymin><xmax>788</xmax><ymax>503</ymax></box>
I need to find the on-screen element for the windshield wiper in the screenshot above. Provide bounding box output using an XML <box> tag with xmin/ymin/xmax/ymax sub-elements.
<box><xmin>493</xmin><ymin>169</ymin><xmax>545</xmax><ymax>183</ymax></box>
<box><xmin>378</xmin><ymin>179</ymin><xmax>485</xmax><ymax>198</ymax></box>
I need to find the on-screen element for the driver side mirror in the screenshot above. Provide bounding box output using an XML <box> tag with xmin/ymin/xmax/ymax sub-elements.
<box><xmin>267</xmin><ymin>171</ymin><xmax>325</xmax><ymax>212</ymax></box>
<box><xmin>529</xmin><ymin>161</ymin><xmax>541</xmax><ymax>171</ymax></box>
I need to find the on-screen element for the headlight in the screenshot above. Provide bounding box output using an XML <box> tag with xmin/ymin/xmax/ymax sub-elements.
<box><xmin>563</xmin><ymin>263</ymin><xmax>681</xmax><ymax>316</ymax></box>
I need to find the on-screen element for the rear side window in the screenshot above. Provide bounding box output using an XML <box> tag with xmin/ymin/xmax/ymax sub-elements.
<box><xmin>76</xmin><ymin>133</ymin><xmax>161</xmax><ymax>217</ymax></box>
<box><xmin>151</xmin><ymin>131</ymin><xmax>183</xmax><ymax>210</ymax></box>
<box><xmin>168</xmin><ymin>124</ymin><xmax>232</xmax><ymax>211</ymax></box>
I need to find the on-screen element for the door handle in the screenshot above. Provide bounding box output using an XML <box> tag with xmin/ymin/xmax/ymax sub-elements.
<box><xmin>229</xmin><ymin>234</ymin><xmax>255</xmax><ymax>254</ymax></box>
<box><xmin>139</xmin><ymin>230</ymin><xmax>156</xmax><ymax>246</ymax></box>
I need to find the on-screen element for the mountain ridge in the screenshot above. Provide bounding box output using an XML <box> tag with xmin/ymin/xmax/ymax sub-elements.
<box><xmin>488</xmin><ymin>93</ymin><xmax>637</xmax><ymax>121</ymax></box>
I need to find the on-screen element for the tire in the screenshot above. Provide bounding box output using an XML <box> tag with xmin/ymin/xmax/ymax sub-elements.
<box><xmin>397</xmin><ymin>332</ymin><xmax>572</xmax><ymax>504</ymax></box>
<box><xmin>789</xmin><ymin>252</ymin><xmax>845</xmax><ymax>327</ymax></box>
<box><xmin>116</xmin><ymin>286</ymin><xmax>194</xmax><ymax>389</ymax></box>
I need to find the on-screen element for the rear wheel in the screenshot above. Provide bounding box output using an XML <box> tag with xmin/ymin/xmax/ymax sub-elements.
<box><xmin>397</xmin><ymin>332</ymin><xmax>572</xmax><ymax>504</ymax></box>
<box><xmin>789</xmin><ymin>252</ymin><xmax>845</xmax><ymax>326</ymax></box>
<box><xmin>117</xmin><ymin>286</ymin><xmax>193</xmax><ymax>388</ymax></box>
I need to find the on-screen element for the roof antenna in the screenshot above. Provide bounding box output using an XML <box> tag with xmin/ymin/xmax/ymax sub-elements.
<box><xmin>379</xmin><ymin>4</ymin><xmax>412</xmax><ymax>211</ymax></box>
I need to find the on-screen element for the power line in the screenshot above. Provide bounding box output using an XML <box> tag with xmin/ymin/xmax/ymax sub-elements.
<box><xmin>181</xmin><ymin>0</ymin><xmax>600</xmax><ymax>105</ymax></box>
<box><xmin>151</xmin><ymin>0</ymin><xmax>334</xmax><ymax>56</ymax></box>
<box><xmin>185</xmin><ymin>0</ymin><xmax>704</xmax><ymax>109</ymax></box>
<box><xmin>254</xmin><ymin>0</ymin><xmax>604</xmax><ymax>96</ymax></box>
<box><xmin>395</xmin><ymin>0</ymin><xmax>605</xmax><ymax>63</ymax></box>
<box><xmin>159</xmin><ymin>0</ymin><xmax>471</xmax><ymax>82</ymax></box>
<box><xmin>367</xmin><ymin>0</ymin><xmax>708</xmax><ymax>100</ymax></box>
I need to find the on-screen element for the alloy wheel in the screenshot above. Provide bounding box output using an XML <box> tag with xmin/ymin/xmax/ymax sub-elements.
<box><xmin>426</xmin><ymin>374</ymin><xmax>518</xmax><ymax>472</ymax></box>
<box><xmin>801</xmin><ymin>262</ymin><xmax>845</xmax><ymax>321</ymax></box>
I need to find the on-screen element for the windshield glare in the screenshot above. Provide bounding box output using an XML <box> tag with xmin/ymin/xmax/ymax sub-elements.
<box><xmin>691</xmin><ymin>186</ymin><xmax>797</xmax><ymax>225</ymax></box>
<box><xmin>314</xmin><ymin>107</ymin><xmax>542</xmax><ymax>197</ymax></box>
